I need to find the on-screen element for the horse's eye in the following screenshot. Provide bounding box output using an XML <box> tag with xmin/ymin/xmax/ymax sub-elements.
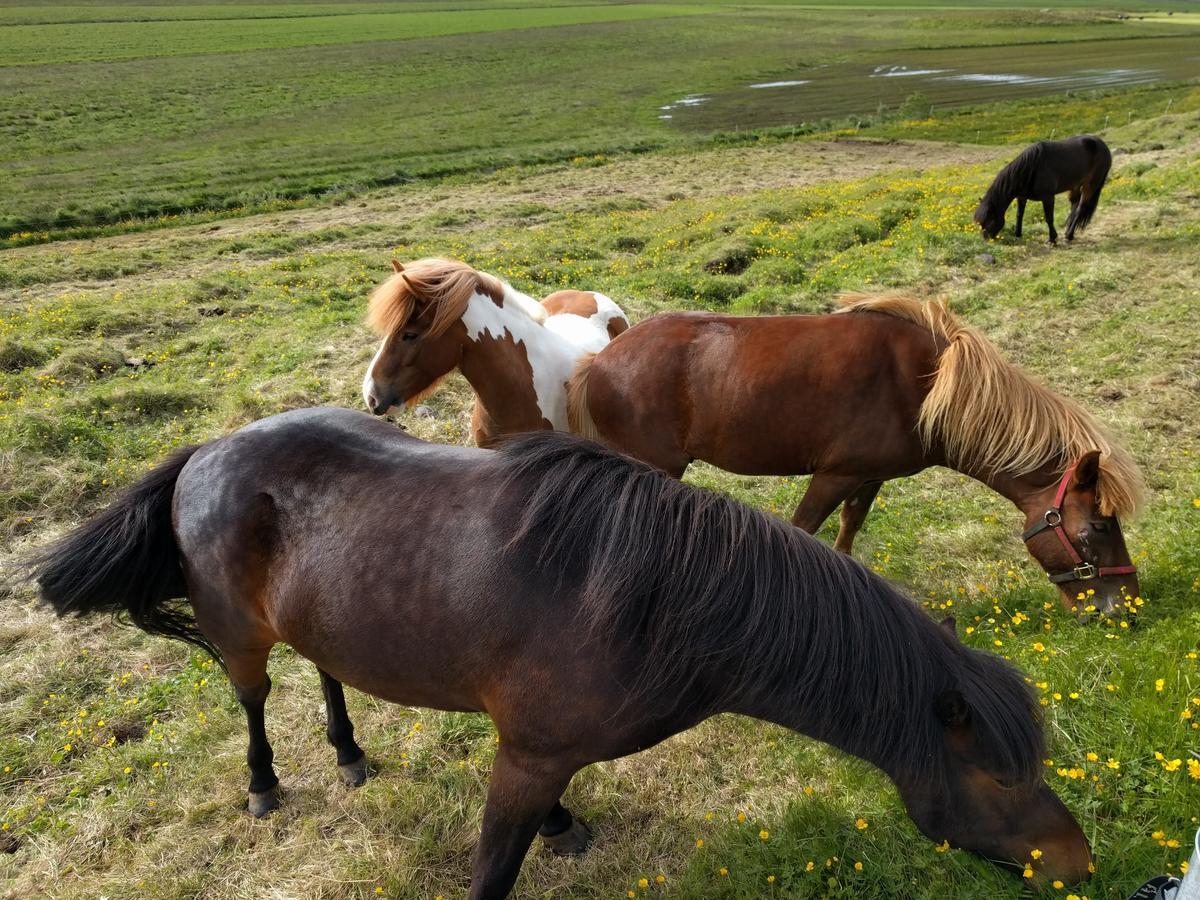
<box><xmin>401</xmin><ymin>332</ymin><xmax>419</xmax><ymax>342</ymax></box>
<box><xmin>1090</xmin><ymin>521</ymin><xmax>1110</xmax><ymax>534</ymax></box>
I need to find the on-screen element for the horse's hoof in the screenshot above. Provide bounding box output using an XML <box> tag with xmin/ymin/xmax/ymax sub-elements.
<box><xmin>248</xmin><ymin>785</ymin><xmax>281</xmax><ymax>817</ymax></box>
<box><xmin>542</xmin><ymin>818</ymin><xmax>593</xmax><ymax>856</ymax></box>
<box><xmin>338</xmin><ymin>756</ymin><xmax>369</xmax><ymax>788</ymax></box>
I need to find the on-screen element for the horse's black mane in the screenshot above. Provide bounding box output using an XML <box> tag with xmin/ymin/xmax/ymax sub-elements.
<box><xmin>498</xmin><ymin>432</ymin><xmax>1042</xmax><ymax>785</ymax></box>
<box><xmin>980</xmin><ymin>141</ymin><xmax>1045</xmax><ymax>213</ymax></box>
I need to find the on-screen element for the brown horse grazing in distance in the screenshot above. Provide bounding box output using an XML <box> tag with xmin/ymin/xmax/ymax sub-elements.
<box><xmin>362</xmin><ymin>258</ymin><xmax>628</xmax><ymax>446</ymax></box>
<box><xmin>569</xmin><ymin>293</ymin><xmax>1144</xmax><ymax>612</ymax></box>
<box><xmin>974</xmin><ymin>135</ymin><xmax>1111</xmax><ymax>244</ymax></box>
<box><xmin>31</xmin><ymin>409</ymin><xmax>1092</xmax><ymax>896</ymax></box>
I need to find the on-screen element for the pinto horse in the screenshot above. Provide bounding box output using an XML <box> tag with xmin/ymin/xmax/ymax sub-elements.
<box><xmin>974</xmin><ymin>135</ymin><xmax>1111</xmax><ymax>244</ymax></box>
<box><xmin>568</xmin><ymin>293</ymin><xmax>1144</xmax><ymax>612</ymax></box>
<box><xmin>362</xmin><ymin>257</ymin><xmax>628</xmax><ymax>446</ymax></box>
<box><xmin>32</xmin><ymin>409</ymin><xmax>1092</xmax><ymax>896</ymax></box>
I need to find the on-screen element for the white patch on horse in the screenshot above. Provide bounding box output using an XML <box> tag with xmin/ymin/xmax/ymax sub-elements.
<box><xmin>362</xmin><ymin>337</ymin><xmax>391</xmax><ymax>411</ymax></box>
<box><xmin>591</xmin><ymin>292</ymin><xmax>629</xmax><ymax>332</ymax></box>
<box><xmin>542</xmin><ymin>313</ymin><xmax>609</xmax><ymax>353</ymax></box>
<box><xmin>462</xmin><ymin>289</ymin><xmax>578</xmax><ymax>430</ymax></box>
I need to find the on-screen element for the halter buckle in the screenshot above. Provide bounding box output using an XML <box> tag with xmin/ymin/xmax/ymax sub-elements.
<box><xmin>1072</xmin><ymin>563</ymin><xmax>1097</xmax><ymax>581</ymax></box>
<box><xmin>1043</xmin><ymin>509</ymin><xmax>1062</xmax><ymax>528</ymax></box>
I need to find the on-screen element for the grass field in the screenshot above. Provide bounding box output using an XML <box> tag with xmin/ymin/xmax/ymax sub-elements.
<box><xmin>3</xmin><ymin>2</ymin><xmax>1200</xmax><ymax>898</ymax></box>
<box><xmin>3</xmin><ymin>0</ymin><xmax>1198</xmax><ymax>239</ymax></box>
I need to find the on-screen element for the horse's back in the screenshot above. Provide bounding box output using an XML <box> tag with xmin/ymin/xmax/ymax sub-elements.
<box><xmin>171</xmin><ymin>408</ymin><xmax>567</xmax><ymax>708</ymax></box>
<box><xmin>587</xmin><ymin>311</ymin><xmax>938</xmax><ymax>475</ymax></box>
<box><xmin>172</xmin><ymin>406</ymin><xmax>492</xmax><ymax>610</ymax></box>
<box><xmin>541</xmin><ymin>290</ymin><xmax>630</xmax><ymax>349</ymax></box>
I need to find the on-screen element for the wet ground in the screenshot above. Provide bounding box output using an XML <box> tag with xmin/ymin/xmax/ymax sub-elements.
<box><xmin>659</xmin><ymin>34</ymin><xmax>1200</xmax><ymax>131</ymax></box>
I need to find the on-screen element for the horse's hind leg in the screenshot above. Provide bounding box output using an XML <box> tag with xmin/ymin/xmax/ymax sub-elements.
<box><xmin>834</xmin><ymin>481</ymin><xmax>883</xmax><ymax>555</ymax></box>
<box><xmin>1042</xmin><ymin>197</ymin><xmax>1058</xmax><ymax>244</ymax></box>
<box><xmin>1065</xmin><ymin>187</ymin><xmax>1083</xmax><ymax>241</ymax></box>
<box><xmin>319</xmin><ymin>669</ymin><xmax>367</xmax><ymax>787</ymax></box>
<box><xmin>226</xmin><ymin>647</ymin><xmax>280</xmax><ymax>816</ymax></box>
<box><xmin>539</xmin><ymin>799</ymin><xmax>592</xmax><ymax>856</ymax></box>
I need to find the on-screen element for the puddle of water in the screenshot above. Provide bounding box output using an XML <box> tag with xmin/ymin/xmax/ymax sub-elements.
<box><xmin>661</xmin><ymin>34</ymin><xmax>1200</xmax><ymax>132</ymax></box>
<box><xmin>942</xmin><ymin>73</ymin><xmax>1054</xmax><ymax>84</ymax></box>
<box><xmin>872</xmin><ymin>66</ymin><xmax>948</xmax><ymax>78</ymax></box>
<box><xmin>750</xmin><ymin>80</ymin><xmax>812</xmax><ymax>89</ymax></box>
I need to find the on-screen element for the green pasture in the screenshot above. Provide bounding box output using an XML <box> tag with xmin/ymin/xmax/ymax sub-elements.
<box><xmin>2</xmin><ymin>70</ymin><xmax>1200</xmax><ymax>897</ymax></box>
<box><xmin>3</xmin><ymin>0</ymin><xmax>1199</xmax><ymax>238</ymax></box>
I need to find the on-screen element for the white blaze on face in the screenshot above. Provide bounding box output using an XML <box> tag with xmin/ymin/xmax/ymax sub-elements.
<box><xmin>362</xmin><ymin>336</ymin><xmax>391</xmax><ymax>410</ymax></box>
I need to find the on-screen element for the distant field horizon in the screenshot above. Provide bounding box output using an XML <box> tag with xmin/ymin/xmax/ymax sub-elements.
<box><xmin>3</xmin><ymin>0</ymin><xmax>1199</xmax><ymax>237</ymax></box>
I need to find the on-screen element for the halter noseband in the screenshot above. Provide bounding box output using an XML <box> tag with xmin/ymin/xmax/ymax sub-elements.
<box><xmin>1020</xmin><ymin>463</ymin><xmax>1137</xmax><ymax>585</ymax></box>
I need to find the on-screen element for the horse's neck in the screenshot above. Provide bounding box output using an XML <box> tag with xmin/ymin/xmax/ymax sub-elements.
<box><xmin>968</xmin><ymin>464</ymin><xmax>1062</xmax><ymax>523</ymax></box>
<box><xmin>459</xmin><ymin>288</ymin><xmax>577</xmax><ymax>431</ymax></box>
<box><xmin>722</xmin><ymin>612</ymin><xmax>945</xmax><ymax>785</ymax></box>
<box><xmin>985</xmin><ymin>179</ymin><xmax>1013</xmax><ymax>210</ymax></box>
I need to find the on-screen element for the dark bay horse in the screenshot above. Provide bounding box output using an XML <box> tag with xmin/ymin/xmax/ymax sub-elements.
<box><xmin>32</xmin><ymin>408</ymin><xmax>1091</xmax><ymax>895</ymax></box>
<box><xmin>974</xmin><ymin>135</ymin><xmax>1111</xmax><ymax>244</ymax></box>
<box><xmin>362</xmin><ymin>258</ymin><xmax>628</xmax><ymax>446</ymax></box>
<box><xmin>568</xmin><ymin>293</ymin><xmax>1144</xmax><ymax>612</ymax></box>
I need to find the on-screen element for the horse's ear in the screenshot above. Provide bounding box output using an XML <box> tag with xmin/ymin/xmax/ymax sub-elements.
<box><xmin>1069</xmin><ymin>450</ymin><xmax>1102</xmax><ymax>491</ymax></box>
<box><xmin>391</xmin><ymin>259</ymin><xmax>404</xmax><ymax>274</ymax></box>
<box><xmin>934</xmin><ymin>690</ymin><xmax>970</xmax><ymax>728</ymax></box>
<box><xmin>939</xmin><ymin>616</ymin><xmax>958</xmax><ymax>640</ymax></box>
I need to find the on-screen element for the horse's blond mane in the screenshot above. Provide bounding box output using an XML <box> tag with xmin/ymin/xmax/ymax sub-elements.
<box><xmin>366</xmin><ymin>258</ymin><xmax>506</xmax><ymax>337</ymax></box>
<box><xmin>838</xmin><ymin>292</ymin><xmax>1144</xmax><ymax>518</ymax></box>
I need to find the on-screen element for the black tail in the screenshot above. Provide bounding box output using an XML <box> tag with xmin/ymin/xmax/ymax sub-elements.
<box><xmin>1073</xmin><ymin>169</ymin><xmax>1106</xmax><ymax>232</ymax></box>
<box><xmin>28</xmin><ymin>444</ymin><xmax>221</xmax><ymax>663</ymax></box>
<box><xmin>1074</xmin><ymin>137</ymin><xmax>1111</xmax><ymax>232</ymax></box>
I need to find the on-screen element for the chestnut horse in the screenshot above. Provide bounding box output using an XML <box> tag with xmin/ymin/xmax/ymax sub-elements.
<box><xmin>568</xmin><ymin>293</ymin><xmax>1144</xmax><ymax>612</ymax></box>
<box><xmin>362</xmin><ymin>258</ymin><xmax>628</xmax><ymax>446</ymax></box>
<box><xmin>32</xmin><ymin>409</ymin><xmax>1091</xmax><ymax>896</ymax></box>
<box><xmin>974</xmin><ymin>135</ymin><xmax>1111</xmax><ymax>244</ymax></box>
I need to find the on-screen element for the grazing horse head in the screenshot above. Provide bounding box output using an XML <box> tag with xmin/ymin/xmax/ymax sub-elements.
<box><xmin>361</xmin><ymin>257</ymin><xmax>547</xmax><ymax>415</ymax></box>
<box><xmin>973</xmin><ymin>195</ymin><xmax>1006</xmax><ymax>239</ymax></box>
<box><xmin>1017</xmin><ymin>450</ymin><xmax>1141</xmax><ymax>614</ymax></box>
<box><xmin>839</xmin><ymin>293</ymin><xmax>1144</xmax><ymax>614</ymax></box>
<box><xmin>895</xmin><ymin>674</ymin><xmax>1092</xmax><ymax>883</ymax></box>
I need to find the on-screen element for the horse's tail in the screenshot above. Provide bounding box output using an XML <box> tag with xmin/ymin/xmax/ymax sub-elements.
<box><xmin>566</xmin><ymin>352</ymin><xmax>603</xmax><ymax>441</ymax></box>
<box><xmin>1073</xmin><ymin>137</ymin><xmax>1111</xmax><ymax>232</ymax></box>
<box><xmin>838</xmin><ymin>291</ymin><xmax>1144</xmax><ymax>518</ymax></box>
<box><xmin>27</xmin><ymin>444</ymin><xmax>221</xmax><ymax>662</ymax></box>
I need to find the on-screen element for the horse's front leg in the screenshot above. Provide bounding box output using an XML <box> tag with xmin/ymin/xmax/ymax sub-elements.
<box><xmin>1042</xmin><ymin>197</ymin><xmax>1057</xmax><ymax>244</ymax></box>
<box><xmin>538</xmin><ymin>800</ymin><xmax>593</xmax><ymax>856</ymax></box>
<box><xmin>469</xmin><ymin>747</ymin><xmax>578</xmax><ymax>899</ymax></box>
<box><xmin>791</xmin><ymin>474</ymin><xmax>862</xmax><ymax>538</ymax></box>
<box><xmin>319</xmin><ymin>669</ymin><xmax>367</xmax><ymax>786</ymax></box>
<box><xmin>834</xmin><ymin>481</ymin><xmax>884</xmax><ymax>554</ymax></box>
<box><xmin>1014</xmin><ymin>197</ymin><xmax>1026</xmax><ymax>237</ymax></box>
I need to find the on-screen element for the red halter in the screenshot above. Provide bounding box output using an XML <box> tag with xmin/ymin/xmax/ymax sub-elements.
<box><xmin>1020</xmin><ymin>463</ymin><xmax>1137</xmax><ymax>585</ymax></box>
